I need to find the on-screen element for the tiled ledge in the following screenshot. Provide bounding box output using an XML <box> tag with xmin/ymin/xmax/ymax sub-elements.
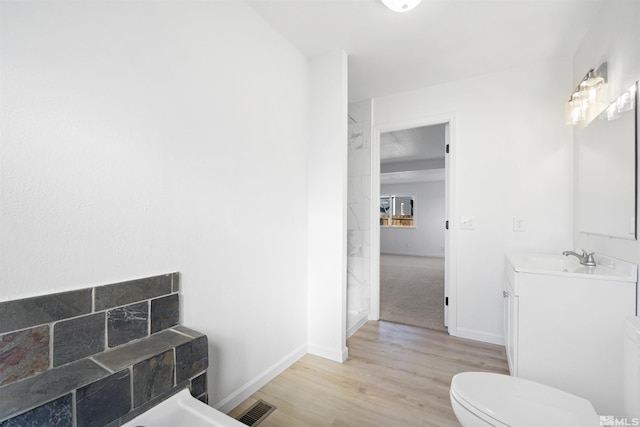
<box><xmin>0</xmin><ymin>273</ymin><xmax>209</xmax><ymax>427</ymax></box>
<box><xmin>0</xmin><ymin>273</ymin><xmax>179</xmax><ymax>387</ymax></box>
<box><xmin>0</xmin><ymin>326</ymin><xmax>208</xmax><ymax>427</ymax></box>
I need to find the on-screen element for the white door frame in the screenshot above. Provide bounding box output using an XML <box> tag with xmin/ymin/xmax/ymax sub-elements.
<box><xmin>369</xmin><ymin>112</ymin><xmax>458</xmax><ymax>336</ymax></box>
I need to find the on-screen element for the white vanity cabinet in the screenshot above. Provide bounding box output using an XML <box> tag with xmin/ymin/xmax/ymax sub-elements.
<box><xmin>502</xmin><ymin>266</ymin><xmax>518</xmax><ymax>375</ymax></box>
<box><xmin>504</xmin><ymin>253</ymin><xmax>637</xmax><ymax>415</ymax></box>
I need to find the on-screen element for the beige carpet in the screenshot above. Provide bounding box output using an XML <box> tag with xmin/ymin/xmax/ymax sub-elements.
<box><xmin>380</xmin><ymin>254</ymin><xmax>446</xmax><ymax>332</ymax></box>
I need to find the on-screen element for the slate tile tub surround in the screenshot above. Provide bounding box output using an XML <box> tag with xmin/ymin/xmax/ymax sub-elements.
<box><xmin>0</xmin><ymin>394</ymin><xmax>73</xmax><ymax>427</ymax></box>
<box><xmin>0</xmin><ymin>289</ymin><xmax>92</xmax><ymax>334</ymax></box>
<box><xmin>176</xmin><ymin>335</ymin><xmax>209</xmax><ymax>384</ymax></box>
<box><xmin>132</xmin><ymin>350</ymin><xmax>174</xmax><ymax>407</ymax></box>
<box><xmin>0</xmin><ymin>272</ymin><xmax>209</xmax><ymax>427</ymax></box>
<box><xmin>191</xmin><ymin>371</ymin><xmax>208</xmax><ymax>401</ymax></box>
<box><xmin>76</xmin><ymin>370</ymin><xmax>131</xmax><ymax>427</ymax></box>
<box><xmin>54</xmin><ymin>312</ymin><xmax>105</xmax><ymax>366</ymax></box>
<box><xmin>108</xmin><ymin>302</ymin><xmax>149</xmax><ymax>348</ymax></box>
<box><xmin>0</xmin><ymin>273</ymin><xmax>179</xmax><ymax>387</ymax></box>
<box><xmin>0</xmin><ymin>358</ymin><xmax>110</xmax><ymax>421</ymax></box>
<box><xmin>0</xmin><ymin>328</ymin><xmax>208</xmax><ymax>426</ymax></box>
<box><xmin>0</xmin><ymin>325</ymin><xmax>49</xmax><ymax>386</ymax></box>
<box><xmin>151</xmin><ymin>294</ymin><xmax>180</xmax><ymax>333</ymax></box>
<box><xmin>94</xmin><ymin>274</ymin><xmax>173</xmax><ymax>311</ymax></box>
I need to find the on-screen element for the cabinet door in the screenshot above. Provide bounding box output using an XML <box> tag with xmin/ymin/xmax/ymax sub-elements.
<box><xmin>517</xmin><ymin>273</ymin><xmax>635</xmax><ymax>414</ymax></box>
<box><xmin>503</xmin><ymin>278</ymin><xmax>517</xmax><ymax>375</ymax></box>
<box><xmin>508</xmin><ymin>291</ymin><xmax>518</xmax><ymax>375</ymax></box>
<box><xmin>502</xmin><ymin>282</ymin><xmax>511</xmax><ymax>371</ymax></box>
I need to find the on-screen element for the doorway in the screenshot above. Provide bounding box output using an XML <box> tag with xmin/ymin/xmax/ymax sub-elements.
<box><xmin>370</xmin><ymin>115</ymin><xmax>456</xmax><ymax>335</ymax></box>
<box><xmin>378</xmin><ymin>124</ymin><xmax>446</xmax><ymax>331</ymax></box>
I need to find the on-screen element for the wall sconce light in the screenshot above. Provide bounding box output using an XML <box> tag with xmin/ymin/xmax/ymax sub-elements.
<box><xmin>566</xmin><ymin>62</ymin><xmax>608</xmax><ymax>126</ymax></box>
<box><xmin>381</xmin><ymin>0</ymin><xmax>422</xmax><ymax>12</ymax></box>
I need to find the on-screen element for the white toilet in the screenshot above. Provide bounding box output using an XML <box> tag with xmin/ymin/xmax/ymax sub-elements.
<box><xmin>450</xmin><ymin>317</ymin><xmax>640</xmax><ymax>426</ymax></box>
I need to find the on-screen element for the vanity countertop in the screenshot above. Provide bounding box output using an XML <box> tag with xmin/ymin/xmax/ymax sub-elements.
<box><xmin>506</xmin><ymin>252</ymin><xmax>638</xmax><ymax>282</ymax></box>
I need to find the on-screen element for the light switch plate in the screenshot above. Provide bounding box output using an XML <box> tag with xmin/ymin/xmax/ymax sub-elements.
<box><xmin>460</xmin><ymin>216</ymin><xmax>475</xmax><ymax>230</ymax></box>
<box><xmin>513</xmin><ymin>217</ymin><xmax>525</xmax><ymax>232</ymax></box>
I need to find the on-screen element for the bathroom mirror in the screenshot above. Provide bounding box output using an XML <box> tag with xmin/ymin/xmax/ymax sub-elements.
<box><xmin>576</xmin><ymin>82</ymin><xmax>638</xmax><ymax>240</ymax></box>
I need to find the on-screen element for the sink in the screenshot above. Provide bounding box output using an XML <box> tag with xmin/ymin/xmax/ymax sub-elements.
<box><xmin>506</xmin><ymin>252</ymin><xmax>637</xmax><ymax>282</ymax></box>
<box><xmin>519</xmin><ymin>254</ymin><xmax>580</xmax><ymax>270</ymax></box>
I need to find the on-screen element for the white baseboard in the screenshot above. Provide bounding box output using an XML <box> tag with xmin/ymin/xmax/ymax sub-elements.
<box><xmin>347</xmin><ymin>312</ymin><xmax>368</xmax><ymax>338</ymax></box>
<box><xmin>214</xmin><ymin>343</ymin><xmax>307</xmax><ymax>414</ymax></box>
<box><xmin>214</xmin><ymin>328</ymin><xmax>500</xmax><ymax>415</ymax></box>
<box><xmin>380</xmin><ymin>251</ymin><xmax>445</xmax><ymax>258</ymax></box>
<box><xmin>308</xmin><ymin>343</ymin><xmax>348</xmax><ymax>363</ymax></box>
<box><xmin>454</xmin><ymin>327</ymin><xmax>505</xmax><ymax>346</ymax></box>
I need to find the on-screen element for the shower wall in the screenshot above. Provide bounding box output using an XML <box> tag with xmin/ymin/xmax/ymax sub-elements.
<box><xmin>347</xmin><ymin>100</ymin><xmax>373</xmax><ymax>336</ymax></box>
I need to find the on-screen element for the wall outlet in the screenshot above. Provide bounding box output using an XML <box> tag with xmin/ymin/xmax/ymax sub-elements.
<box><xmin>460</xmin><ymin>216</ymin><xmax>475</xmax><ymax>230</ymax></box>
<box><xmin>513</xmin><ymin>217</ymin><xmax>525</xmax><ymax>232</ymax></box>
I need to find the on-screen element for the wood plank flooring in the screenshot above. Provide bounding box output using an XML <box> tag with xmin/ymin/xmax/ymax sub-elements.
<box><xmin>227</xmin><ymin>321</ymin><xmax>509</xmax><ymax>427</ymax></box>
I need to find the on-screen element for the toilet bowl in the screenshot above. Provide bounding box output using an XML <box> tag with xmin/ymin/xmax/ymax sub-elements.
<box><xmin>450</xmin><ymin>317</ymin><xmax>640</xmax><ymax>426</ymax></box>
<box><xmin>450</xmin><ymin>372</ymin><xmax>599</xmax><ymax>427</ymax></box>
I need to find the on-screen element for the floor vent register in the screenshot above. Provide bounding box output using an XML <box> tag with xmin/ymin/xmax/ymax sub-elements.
<box><xmin>236</xmin><ymin>400</ymin><xmax>276</xmax><ymax>426</ymax></box>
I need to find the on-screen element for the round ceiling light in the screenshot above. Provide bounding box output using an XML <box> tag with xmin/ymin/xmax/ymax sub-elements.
<box><xmin>381</xmin><ymin>0</ymin><xmax>422</xmax><ymax>12</ymax></box>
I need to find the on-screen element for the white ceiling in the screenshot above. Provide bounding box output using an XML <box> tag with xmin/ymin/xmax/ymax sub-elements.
<box><xmin>246</xmin><ymin>0</ymin><xmax>605</xmax><ymax>102</ymax></box>
<box><xmin>379</xmin><ymin>168</ymin><xmax>446</xmax><ymax>184</ymax></box>
<box><xmin>380</xmin><ymin>124</ymin><xmax>446</xmax><ymax>162</ymax></box>
<box><xmin>380</xmin><ymin>124</ymin><xmax>446</xmax><ymax>183</ymax></box>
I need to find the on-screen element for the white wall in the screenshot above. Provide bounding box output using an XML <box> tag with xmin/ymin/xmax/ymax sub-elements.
<box><xmin>1</xmin><ymin>0</ymin><xmax>310</xmax><ymax>410</ymax></box>
<box><xmin>380</xmin><ymin>181</ymin><xmax>445</xmax><ymax>257</ymax></box>
<box><xmin>307</xmin><ymin>50</ymin><xmax>349</xmax><ymax>362</ymax></box>
<box><xmin>374</xmin><ymin>56</ymin><xmax>574</xmax><ymax>343</ymax></box>
<box><xmin>573</xmin><ymin>0</ymin><xmax>640</xmax><ymax>264</ymax></box>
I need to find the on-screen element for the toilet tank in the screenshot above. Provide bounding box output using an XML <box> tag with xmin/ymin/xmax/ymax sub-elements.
<box><xmin>624</xmin><ymin>317</ymin><xmax>640</xmax><ymax>418</ymax></box>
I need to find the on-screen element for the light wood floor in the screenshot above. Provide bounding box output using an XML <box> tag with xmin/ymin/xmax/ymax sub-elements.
<box><xmin>228</xmin><ymin>321</ymin><xmax>509</xmax><ymax>427</ymax></box>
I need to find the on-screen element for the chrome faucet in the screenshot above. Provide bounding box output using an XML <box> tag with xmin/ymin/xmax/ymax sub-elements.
<box><xmin>562</xmin><ymin>250</ymin><xmax>596</xmax><ymax>267</ymax></box>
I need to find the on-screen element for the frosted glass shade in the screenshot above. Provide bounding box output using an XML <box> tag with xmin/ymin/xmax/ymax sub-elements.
<box><xmin>566</xmin><ymin>78</ymin><xmax>607</xmax><ymax>125</ymax></box>
<box><xmin>381</xmin><ymin>0</ymin><xmax>422</xmax><ymax>12</ymax></box>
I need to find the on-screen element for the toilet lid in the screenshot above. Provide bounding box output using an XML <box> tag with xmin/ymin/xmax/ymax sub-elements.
<box><xmin>450</xmin><ymin>372</ymin><xmax>599</xmax><ymax>427</ymax></box>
